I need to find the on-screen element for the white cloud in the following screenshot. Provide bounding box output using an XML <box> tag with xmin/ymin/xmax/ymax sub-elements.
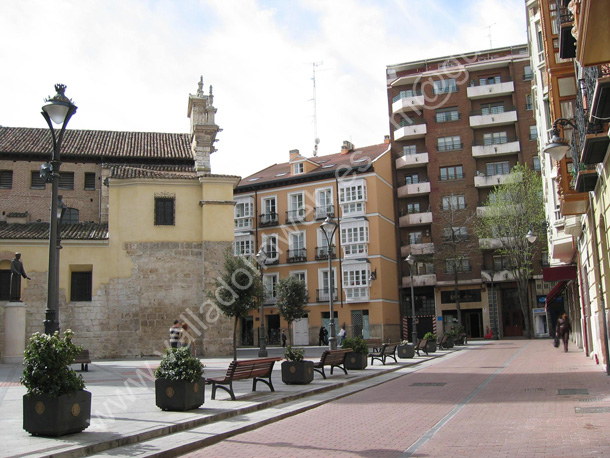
<box><xmin>0</xmin><ymin>0</ymin><xmax>527</xmax><ymax>178</ymax></box>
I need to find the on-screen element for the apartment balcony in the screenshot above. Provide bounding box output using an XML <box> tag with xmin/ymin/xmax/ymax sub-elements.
<box><xmin>259</xmin><ymin>212</ymin><xmax>279</xmax><ymax>227</ymax></box>
<box><xmin>399</xmin><ymin>211</ymin><xmax>432</xmax><ymax>227</ymax></box>
<box><xmin>315</xmin><ymin>246</ymin><xmax>337</xmax><ymax>261</ymax></box>
<box><xmin>574</xmin><ymin>0</ymin><xmax>610</xmax><ymax>66</ymax></box>
<box><xmin>285</xmin><ymin>209</ymin><xmax>306</xmax><ymax>224</ymax></box>
<box><xmin>394</xmin><ymin>120</ymin><xmax>427</xmax><ymax>140</ymax></box>
<box><xmin>402</xmin><ymin>274</ymin><xmax>436</xmax><ymax>288</ymax></box>
<box><xmin>316</xmin><ymin>288</ymin><xmax>338</xmax><ymax>302</ymax></box>
<box><xmin>469</xmin><ymin>109</ymin><xmax>517</xmax><ymax>129</ymax></box>
<box><xmin>481</xmin><ymin>269</ymin><xmax>515</xmax><ymax>283</ymax></box>
<box><xmin>466</xmin><ymin>81</ymin><xmax>514</xmax><ymax>100</ymax></box>
<box><xmin>580</xmin><ymin>132</ymin><xmax>610</xmax><ymax>165</ymax></box>
<box><xmin>401</xmin><ymin>243</ymin><xmax>434</xmax><ymax>257</ymax></box>
<box><xmin>551</xmin><ymin>233</ymin><xmax>576</xmax><ymax>263</ymax></box>
<box><xmin>287</xmin><ymin>248</ymin><xmax>307</xmax><ymax>263</ymax></box>
<box><xmin>397</xmin><ymin>181</ymin><xmax>430</xmax><ymax>198</ymax></box>
<box><xmin>471</xmin><ymin>140</ymin><xmax>520</xmax><ymax>158</ymax></box>
<box><xmin>589</xmin><ymin>72</ymin><xmax>610</xmax><ymax>122</ymax></box>
<box><xmin>560</xmin><ymin>191</ymin><xmax>589</xmax><ymax>216</ymax></box>
<box><xmin>479</xmin><ymin>238</ymin><xmax>503</xmax><ymax>250</ymax></box>
<box><xmin>474</xmin><ymin>173</ymin><xmax>512</xmax><ymax>188</ymax></box>
<box><xmin>575</xmin><ymin>166</ymin><xmax>600</xmax><ymax>193</ymax></box>
<box><xmin>314</xmin><ymin>205</ymin><xmax>335</xmax><ymax>220</ymax></box>
<box><xmin>392</xmin><ymin>91</ymin><xmax>425</xmax><ymax>114</ymax></box>
<box><xmin>263</xmin><ymin>295</ymin><xmax>278</xmax><ymax>305</ymax></box>
<box><xmin>564</xmin><ymin>215</ymin><xmax>583</xmax><ymax>237</ymax></box>
<box><xmin>396</xmin><ymin>152</ymin><xmax>429</xmax><ymax>169</ymax></box>
<box><xmin>476</xmin><ymin>205</ymin><xmax>489</xmax><ymax>217</ymax></box>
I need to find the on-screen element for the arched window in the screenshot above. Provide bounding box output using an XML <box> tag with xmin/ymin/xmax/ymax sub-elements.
<box><xmin>62</xmin><ymin>208</ymin><xmax>79</xmax><ymax>224</ymax></box>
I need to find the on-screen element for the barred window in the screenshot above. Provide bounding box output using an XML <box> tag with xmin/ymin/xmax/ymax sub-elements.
<box><xmin>71</xmin><ymin>271</ymin><xmax>92</xmax><ymax>301</ymax></box>
<box><xmin>155</xmin><ymin>197</ymin><xmax>175</xmax><ymax>226</ymax></box>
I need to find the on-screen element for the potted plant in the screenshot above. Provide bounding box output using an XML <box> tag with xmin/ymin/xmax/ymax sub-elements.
<box><xmin>397</xmin><ymin>339</ymin><xmax>415</xmax><ymax>358</ymax></box>
<box><xmin>423</xmin><ymin>332</ymin><xmax>437</xmax><ymax>353</ymax></box>
<box><xmin>281</xmin><ymin>346</ymin><xmax>314</xmax><ymax>385</ymax></box>
<box><xmin>21</xmin><ymin>330</ymin><xmax>91</xmax><ymax>437</ymax></box>
<box><xmin>155</xmin><ymin>346</ymin><xmax>205</xmax><ymax>411</ymax></box>
<box><xmin>342</xmin><ymin>336</ymin><xmax>368</xmax><ymax>370</ymax></box>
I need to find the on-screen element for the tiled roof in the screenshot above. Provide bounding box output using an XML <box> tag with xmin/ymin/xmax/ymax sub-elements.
<box><xmin>0</xmin><ymin>222</ymin><xmax>108</xmax><ymax>240</ymax></box>
<box><xmin>237</xmin><ymin>143</ymin><xmax>389</xmax><ymax>189</ymax></box>
<box><xmin>107</xmin><ymin>164</ymin><xmax>198</xmax><ymax>180</ymax></box>
<box><xmin>0</xmin><ymin>127</ymin><xmax>193</xmax><ymax>161</ymax></box>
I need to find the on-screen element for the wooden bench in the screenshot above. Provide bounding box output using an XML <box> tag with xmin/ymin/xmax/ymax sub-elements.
<box><xmin>205</xmin><ymin>357</ymin><xmax>281</xmax><ymax>400</ymax></box>
<box><xmin>455</xmin><ymin>333</ymin><xmax>468</xmax><ymax>345</ymax></box>
<box><xmin>438</xmin><ymin>334</ymin><xmax>450</xmax><ymax>350</ymax></box>
<box><xmin>369</xmin><ymin>343</ymin><xmax>398</xmax><ymax>365</ymax></box>
<box><xmin>415</xmin><ymin>338</ymin><xmax>428</xmax><ymax>356</ymax></box>
<box><xmin>364</xmin><ymin>338</ymin><xmax>382</xmax><ymax>352</ymax></box>
<box><xmin>74</xmin><ymin>349</ymin><xmax>91</xmax><ymax>371</ymax></box>
<box><xmin>313</xmin><ymin>349</ymin><xmax>352</xmax><ymax>379</ymax></box>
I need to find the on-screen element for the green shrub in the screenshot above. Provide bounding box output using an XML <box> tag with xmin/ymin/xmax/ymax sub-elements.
<box><xmin>341</xmin><ymin>336</ymin><xmax>368</xmax><ymax>354</ymax></box>
<box><xmin>423</xmin><ymin>332</ymin><xmax>436</xmax><ymax>341</ymax></box>
<box><xmin>284</xmin><ymin>345</ymin><xmax>305</xmax><ymax>362</ymax></box>
<box><xmin>21</xmin><ymin>330</ymin><xmax>85</xmax><ymax>397</ymax></box>
<box><xmin>155</xmin><ymin>347</ymin><xmax>204</xmax><ymax>383</ymax></box>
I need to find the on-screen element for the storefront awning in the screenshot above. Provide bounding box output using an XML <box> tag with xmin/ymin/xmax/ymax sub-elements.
<box><xmin>543</xmin><ymin>265</ymin><xmax>577</xmax><ymax>282</ymax></box>
<box><xmin>545</xmin><ymin>281</ymin><xmax>567</xmax><ymax>309</ymax></box>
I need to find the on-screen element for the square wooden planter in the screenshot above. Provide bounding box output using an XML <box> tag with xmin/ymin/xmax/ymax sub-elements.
<box><xmin>23</xmin><ymin>390</ymin><xmax>92</xmax><ymax>437</ymax></box>
<box><xmin>155</xmin><ymin>378</ymin><xmax>205</xmax><ymax>411</ymax></box>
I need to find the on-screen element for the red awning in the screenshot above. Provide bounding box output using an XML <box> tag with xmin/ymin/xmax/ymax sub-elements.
<box><xmin>543</xmin><ymin>265</ymin><xmax>577</xmax><ymax>282</ymax></box>
<box><xmin>545</xmin><ymin>281</ymin><xmax>567</xmax><ymax>309</ymax></box>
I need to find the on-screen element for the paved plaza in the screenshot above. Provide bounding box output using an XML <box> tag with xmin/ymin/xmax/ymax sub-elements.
<box><xmin>2</xmin><ymin>340</ymin><xmax>610</xmax><ymax>457</ymax></box>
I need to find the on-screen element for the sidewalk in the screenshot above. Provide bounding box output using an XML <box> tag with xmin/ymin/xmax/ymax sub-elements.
<box><xmin>0</xmin><ymin>344</ymin><xmax>461</xmax><ymax>458</ymax></box>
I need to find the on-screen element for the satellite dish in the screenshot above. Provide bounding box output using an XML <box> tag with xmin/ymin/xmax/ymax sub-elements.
<box><xmin>315</xmin><ymin>138</ymin><xmax>320</xmax><ymax>145</ymax></box>
<box><xmin>314</xmin><ymin>138</ymin><xmax>320</xmax><ymax>156</ymax></box>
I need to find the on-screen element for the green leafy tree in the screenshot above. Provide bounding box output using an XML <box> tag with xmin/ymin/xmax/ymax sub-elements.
<box><xmin>276</xmin><ymin>276</ymin><xmax>308</xmax><ymax>345</ymax></box>
<box><xmin>475</xmin><ymin>164</ymin><xmax>545</xmax><ymax>338</ymax></box>
<box><xmin>207</xmin><ymin>250</ymin><xmax>264</xmax><ymax>360</ymax></box>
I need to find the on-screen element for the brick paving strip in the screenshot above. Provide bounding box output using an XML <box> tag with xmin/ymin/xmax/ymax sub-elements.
<box><xmin>179</xmin><ymin>340</ymin><xmax>610</xmax><ymax>458</ymax></box>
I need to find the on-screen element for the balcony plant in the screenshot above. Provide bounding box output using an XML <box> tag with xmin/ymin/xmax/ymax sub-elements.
<box><xmin>281</xmin><ymin>346</ymin><xmax>314</xmax><ymax>385</ymax></box>
<box><xmin>397</xmin><ymin>339</ymin><xmax>415</xmax><ymax>359</ymax></box>
<box><xmin>155</xmin><ymin>346</ymin><xmax>205</xmax><ymax>411</ymax></box>
<box><xmin>342</xmin><ymin>335</ymin><xmax>369</xmax><ymax>370</ymax></box>
<box><xmin>423</xmin><ymin>332</ymin><xmax>437</xmax><ymax>353</ymax></box>
<box><xmin>21</xmin><ymin>330</ymin><xmax>91</xmax><ymax>437</ymax></box>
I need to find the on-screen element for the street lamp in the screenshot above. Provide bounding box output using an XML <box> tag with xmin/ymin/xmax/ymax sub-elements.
<box><xmin>321</xmin><ymin>216</ymin><xmax>338</xmax><ymax>350</ymax></box>
<box><xmin>255</xmin><ymin>248</ymin><xmax>268</xmax><ymax>357</ymax></box>
<box><xmin>543</xmin><ymin>118</ymin><xmax>577</xmax><ymax>161</ymax></box>
<box><xmin>405</xmin><ymin>254</ymin><xmax>417</xmax><ymax>344</ymax></box>
<box><xmin>41</xmin><ymin>84</ymin><xmax>77</xmax><ymax>335</ymax></box>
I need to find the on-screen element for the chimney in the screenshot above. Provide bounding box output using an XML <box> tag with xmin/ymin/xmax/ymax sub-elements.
<box><xmin>289</xmin><ymin>149</ymin><xmax>300</xmax><ymax>161</ymax></box>
<box><xmin>384</xmin><ymin>135</ymin><xmax>391</xmax><ymax>144</ymax></box>
<box><xmin>341</xmin><ymin>141</ymin><xmax>354</xmax><ymax>154</ymax></box>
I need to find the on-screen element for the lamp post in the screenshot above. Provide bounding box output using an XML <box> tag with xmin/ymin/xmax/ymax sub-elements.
<box><xmin>543</xmin><ymin>118</ymin><xmax>577</xmax><ymax>161</ymax></box>
<box><xmin>406</xmin><ymin>254</ymin><xmax>417</xmax><ymax>344</ymax></box>
<box><xmin>321</xmin><ymin>216</ymin><xmax>338</xmax><ymax>350</ymax></box>
<box><xmin>41</xmin><ymin>84</ymin><xmax>77</xmax><ymax>335</ymax></box>
<box><xmin>255</xmin><ymin>248</ymin><xmax>268</xmax><ymax>357</ymax></box>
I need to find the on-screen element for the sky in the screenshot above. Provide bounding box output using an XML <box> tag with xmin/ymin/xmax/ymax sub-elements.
<box><xmin>0</xmin><ymin>0</ymin><xmax>528</xmax><ymax>178</ymax></box>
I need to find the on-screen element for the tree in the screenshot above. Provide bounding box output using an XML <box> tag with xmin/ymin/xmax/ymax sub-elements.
<box><xmin>207</xmin><ymin>249</ymin><xmax>264</xmax><ymax>360</ymax></box>
<box><xmin>433</xmin><ymin>193</ymin><xmax>478</xmax><ymax>326</ymax></box>
<box><xmin>276</xmin><ymin>276</ymin><xmax>308</xmax><ymax>346</ymax></box>
<box><xmin>475</xmin><ymin>164</ymin><xmax>545</xmax><ymax>338</ymax></box>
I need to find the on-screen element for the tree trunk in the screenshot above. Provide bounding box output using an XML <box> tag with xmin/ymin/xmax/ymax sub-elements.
<box><xmin>454</xmin><ymin>271</ymin><xmax>462</xmax><ymax>325</ymax></box>
<box><xmin>288</xmin><ymin>321</ymin><xmax>293</xmax><ymax>346</ymax></box>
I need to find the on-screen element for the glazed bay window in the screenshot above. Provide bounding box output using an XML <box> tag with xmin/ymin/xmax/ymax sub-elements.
<box><xmin>442</xmin><ymin>195</ymin><xmax>466</xmax><ymax>210</ymax></box>
<box><xmin>234</xmin><ymin>198</ymin><xmax>254</xmax><ymax>229</ymax></box>
<box><xmin>435</xmin><ymin>107</ymin><xmax>459</xmax><ymax>123</ymax></box>
<box><xmin>341</xmin><ymin>220</ymin><xmax>369</xmax><ymax>257</ymax></box>
<box><xmin>486</xmin><ymin>161</ymin><xmax>510</xmax><ymax>176</ymax></box>
<box><xmin>234</xmin><ymin>234</ymin><xmax>254</xmax><ymax>256</ymax></box>
<box><xmin>155</xmin><ymin>196</ymin><xmax>175</xmax><ymax>226</ymax></box>
<box><xmin>438</xmin><ymin>135</ymin><xmax>462</xmax><ymax>152</ymax></box>
<box><xmin>433</xmin><ymin>78</ymin><xmax>457</xmax><ymax>94</ymax></box>
<box><xmin>343</xmin><ymin>263</ymin><xmax>370</xmax><ymax>302</ymax></box>
<box><xmin>339</xmin><ymin>178</ymin><xmax>366</xmax><ymax>216</ymax></box>
<box><xmin>483</xmin><ymin>132</ymin><xmax>508</xmax><ymax>145</ymax></box>
<box><xmin>440</xmin><ymin>166</ymin><xmax>464</xmax><ymax>181</ymax></box>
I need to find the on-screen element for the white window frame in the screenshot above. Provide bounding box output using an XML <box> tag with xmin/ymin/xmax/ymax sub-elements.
<box><xmin>315</xmin><ymin>187</ymin><xmax>333</xmax><ymax>219</ymax></box>
<box><xmin>441</xmin><ymin>195</ymin><xmax>466</xmax><ymax>210</ymax></box>
<box><xmin>233</xmin><ymin>234</ymin><xmax>254</xmax><ymax>256</ymax></box>
<box><xmin>288</xmin><ymin>191</ymin><xmax>306</xmax><ymax>222</ymax></box>
<box><xmin>293</xmin><ymin>162</ymin><xmax>304</xmax><ymax>175</ymax></box>
<box><xmin>262</xmin><ymin>233</ymin><xmax>279</xmax><ymax>261</ymax></box>
<box><xmin>339</xmin><ymin>178</ymin><xmax>367</xmax><ymax>216</ymax></box>
<box><xmin>341</xmin><ymin>220</ymin><xmax>369</xmax><ymax>257</ymax></box>
<box><xmin>342</xmin><ymin>263</ymin><xmax>371</xmax><ymax>302</ymax></box>
<box><xmin>318</xmin><ymin>268</ymin><xmax>337</xmax><ymax>301</ymax></box>
<box><xmin>234</xmin><ymin>197</ymin><xmax>254</xmax><ymax>229</ymax></box>
<box><xmin>263</xmin><ymin>273</ymin><xmax>279</xmax><ymax>304</ymax></box>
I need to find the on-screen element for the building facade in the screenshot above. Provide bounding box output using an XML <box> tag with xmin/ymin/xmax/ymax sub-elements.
<box><xmin>386</xmin><ymin>44</ymin><xmax>545</xmax><ymax>340</ymax></box>
<box><xmin>0</xmin><ymin>80</ymin><xmax>239</xmax><ymax>359</ymax></box>
<box><xmin>233</xmin><ymin>140</ymin><xmax>400</xmax><ymax>346</ymax></box>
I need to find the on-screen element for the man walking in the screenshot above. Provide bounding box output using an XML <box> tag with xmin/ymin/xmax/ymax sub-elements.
<box><xmin>169</xmin><ymin>320</ymin><xmax>181</xmax><ymax>348</ymax></box>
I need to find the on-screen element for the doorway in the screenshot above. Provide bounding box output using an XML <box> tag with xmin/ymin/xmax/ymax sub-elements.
<box><xmin>266</xmin><ymin>314</ymin><xmax>280</xmax><ymax>345</ymax></box>
<box><xmin>463</xmin><ymin>309</ymin><xmax>483</xmax><ymax>338</ymax></box>
<box><xmin>292</xmin><ymin>315</ymin><xmax>309</xmax><ymax>345</ymax></box>
<box><xmin>351</xmin><ymin>310</ymin><xmax>370</xmax><ymax>338</ymax></box>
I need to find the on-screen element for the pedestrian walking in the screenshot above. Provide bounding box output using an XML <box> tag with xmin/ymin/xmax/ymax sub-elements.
<box><xmin>323</xmin><ymin>327</ymin><xmax>328</xmax><ymax>345</ymax></box>
<box><xmin>281</xmin><ymin>329</ymin><xmax>287</xmax><ymax>347</ymax></box>
<box><xmin>319</xmin><ymin>326</ymin><xmax>326</xmax><ymax>346</ymax></box>
<box><xmin>169</xmin><ymin>320</ymin><xmax>181</xmax><ymax>348</ymax></box>
<box><xmin>338</xmin><ymin>326</ymin><xmax>346</xmax><ymax>346</ymax></box>
<box><xmin>556</xmin><ymin>313</ymin><xmax>572</xmax><ymax>352</ymax></box>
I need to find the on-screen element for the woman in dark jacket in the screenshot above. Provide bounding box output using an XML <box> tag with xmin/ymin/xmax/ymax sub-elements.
<box><xmin>556</xmin><ymin>313</ymin><xmax>572</xmax><ymax>352</ymax></box>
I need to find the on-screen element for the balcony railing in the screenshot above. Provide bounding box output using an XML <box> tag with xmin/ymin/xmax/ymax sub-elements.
<box><xmin>287</xmin><ymin>248</ymin><xmax>307</xmax><ymax>263</ymax></box>
<box><xmin>315</xmin><ymin>246</ymin><xmax>337</xmax><ymax>260</ymax></box>
<box><xmin>316</xmin><ymin>289</ymin><xmax>338</xmax><ymax>302</ymax></box>
<box><xmin>314</xmin><ymin>205</ymin><xmax>335</xmax><ymax>220</ymax></box>
<box><xmin>286</xmin><ymin>209</ymin><xmax>306</xmax><ymax>224</ymax></box>
<box><xmin>259</xmin><ymin>212</ymin><xmax>279</xmax><ymax>227</ymax></box>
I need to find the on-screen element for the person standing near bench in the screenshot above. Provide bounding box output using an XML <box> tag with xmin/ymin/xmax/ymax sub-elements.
<box><xmin>169</xmin><ymin>320</ymin><xmax>181</xmax><ymax>348</ymax></box>
<box><xmin>338</xmin><ymin>326</ymin><xmax>346</xmax><ymax>347</ymax></box>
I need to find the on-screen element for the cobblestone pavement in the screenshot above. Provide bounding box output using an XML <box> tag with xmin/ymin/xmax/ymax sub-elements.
<box><xmin>182</xmin><ymin>340</ymin><xmax>610</xmax><ymax>458</ymax></box>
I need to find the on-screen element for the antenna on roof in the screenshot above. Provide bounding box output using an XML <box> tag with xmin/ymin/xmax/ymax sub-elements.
<box><xmin>311</xmin><ymin>61</ymin><xmax>323</xmax><ymax>156</ymax></box>
<box><xmin>483</xmin><ymin>23</ymin><xmax>496</xmax><ymax>48</ymax></box>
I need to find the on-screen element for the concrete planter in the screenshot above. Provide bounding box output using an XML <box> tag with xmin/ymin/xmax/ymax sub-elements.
<box><xmin>425</xmin><ymin>341</ymin><xmax>437</xmax><ymax>353</ymax></box>
<box><xmin>23</xmin><ymin>390</ymin><xmax>91</xmax><ymax>437</ymax></box>
<box><xmin>281</xmin><ymin>361</ymin><xmax>314</xmax><ymax>385</ymax></box>
<box><xmin>397</xmin><ymin>344</ymin><xmax>415</xmax><ymax>359</ymax></box>
<box><xmin>344</xmin><ymin>352</ymin><xmax>368</xmax><ymax>370</ymax></box>
<box><xmin>155</xmin><ymin>378</ymin><xmax>205</xmax><ymax>411</ymax></box>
